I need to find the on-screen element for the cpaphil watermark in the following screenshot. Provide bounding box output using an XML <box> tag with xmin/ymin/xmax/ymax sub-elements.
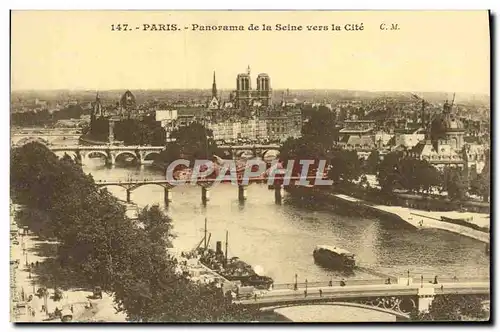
<box><xmin>165</xmin><ymin>159</ymin><xmax>333</xmax><ymax>187</ymax></box>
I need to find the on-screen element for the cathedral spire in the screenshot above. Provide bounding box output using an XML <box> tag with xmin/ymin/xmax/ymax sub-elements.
<box><xmin>212</xmin><ymin>71</ymin><xmax>217</xmax><ymax>98</ymax></box>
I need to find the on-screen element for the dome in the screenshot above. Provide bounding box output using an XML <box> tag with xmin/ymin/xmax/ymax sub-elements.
<box><xmin>120</xmin><ymin>90</ymin><xmax>136</xmax><ymax>109</ymax></box>
<box><xmin>430</xmin><ymin>113</ymin><xmax>464</xmax><ymax>140</ymax></box>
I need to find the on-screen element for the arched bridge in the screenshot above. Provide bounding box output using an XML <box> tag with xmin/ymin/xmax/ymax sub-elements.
<box><xmin>48</xmin><ymin>145</ymin><xmax>165</xmax><ymax>166</ymax></box>
<box><xmin>11</xmin><ymin>133</ymin><xmax>82</xmax><ymax>147</ymax></box>
<box><xmin>218</xmin><ymin>144</ymin><xmax>281</xmax><ymax>160</ymax></box>
<box><xmin>46</xmin><ymin>144</ymin><xmax>281</xmax><ymax>165</ymax></box>
<box><xmin>237</xmin><ymin>278</ymin><xmax>490</xmax><ymax>318</ymax></box>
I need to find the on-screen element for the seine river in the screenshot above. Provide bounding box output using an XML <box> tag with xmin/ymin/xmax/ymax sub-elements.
<box><xmin>82</xmin><ymin>160</ymin><xmax>490</xmax><ymax>284</ymax></box>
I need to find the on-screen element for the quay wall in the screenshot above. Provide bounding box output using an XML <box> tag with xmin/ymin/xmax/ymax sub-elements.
<box><xmin>286</xmin><ymin>187</ymin><xmax>489</xmax><ymax>244</ymax></box>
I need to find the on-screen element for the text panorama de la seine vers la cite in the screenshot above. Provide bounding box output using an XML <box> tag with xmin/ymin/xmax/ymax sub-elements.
<box><xmin>110</xmin><ymin>23</ymin><xmax>400</xmax><ymax>32</ymax></box>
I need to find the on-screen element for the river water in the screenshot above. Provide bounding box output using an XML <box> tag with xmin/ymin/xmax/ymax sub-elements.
<box><xmin>82</xmin><ymin>160</ymin><xmax>490</xmax><ymax>284</ymax></box>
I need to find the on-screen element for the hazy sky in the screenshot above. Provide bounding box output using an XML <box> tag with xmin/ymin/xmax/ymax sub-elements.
<box><xmin>11</xmin><ymin>11</ymin><xmax>490</xmax><ymax>94</ymax></box>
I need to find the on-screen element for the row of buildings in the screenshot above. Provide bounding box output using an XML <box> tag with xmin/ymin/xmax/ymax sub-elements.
<box><xmin>337</xmin><ymin>101</ymin><xmax>488</xmax><ymax>174</ymax></box>
<box><xmin>85</xmin><ymin>67</ymin><xmax>488</xmax><ymax>174</ymax></box>
<box><xmin>155</xmin><ymin>67</ymin><xmax>302</xmax><ymax>142</ymax></box>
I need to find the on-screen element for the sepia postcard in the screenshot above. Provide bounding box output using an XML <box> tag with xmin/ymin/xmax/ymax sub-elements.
<box><xmin>10</xmin><ymin>10</ymin><xmax>490</xmax><ymax>323</ymax></box>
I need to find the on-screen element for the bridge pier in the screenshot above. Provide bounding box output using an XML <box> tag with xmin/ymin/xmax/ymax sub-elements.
<box><xmin>126</xmin><ymin>189</ymin><xmax>131</xmax><ymax>203</ymax></box>
<box><xmin>202</xmin><ymin>187</ymin><xmax>210</xmax><ymax>204</ymax></box>
<box><xmin>106</xmin><ymin>154</ymin><xmax>115</xmax><ymax>167</ymax></box>
<box><xmin>417</xmin><ymin>287</ymin><xmax>435</xmax><ymax>312</ymax></box>
<box><xmin>274</xmin><ymin>185</ymin><xmax>284</xmax><ymax>204</ymax></box>
<box><xmin>164</xmin><ymin>187</ymin><xmax>173</xmax><ymax>205</ymax></box>
<box><xmin>238</xmin><ymin>185</ymin><xmax>247</xmax><ymax>202</ymax></box>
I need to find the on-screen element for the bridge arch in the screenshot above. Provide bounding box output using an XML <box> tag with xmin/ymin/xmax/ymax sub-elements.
<box><xmin>96</xmin><ymin>181</ymin><xmax>171</xmax><ymax>192</ymax></box>
<box><xmin>142</xmin><ymin>151</ymin><xmax>161</xmax><ymax>162</ymax></box>
<box><xmin>54</xmin><ymin>150</ymin><xmax>78</xmax><ymax>161</ymax></box>
<box><xmin>15</xmin><ymin>137</ymin><xmax>50</xmax><ymax>147</ymax></box>
<box><xmin>261</xmin><ymin>149</ymin><xmax>280</xmax><ymax>161</ymax></box>
<box><xmin>260</xmin><ymin>301</ymin><xmax>411</xmax><ymax>321</ymax></box>
<box><xmin>97</xmin><ymin>183</ymin><xmax>130</xmax><ymax>192</ymax></box>
<box><xmin>114</xmin><ymin>151</ymin><xmax>139</xmax><ymax>164</ymax></box>
<box><xmin>85</xmin><ymin>151</ymin><xmax>109</xmax><ymax>164</ymax></box>
<box><xmin>236</xmin><ymin>149</ymin><xmax>254</xmax><ymax>158</ymax></box>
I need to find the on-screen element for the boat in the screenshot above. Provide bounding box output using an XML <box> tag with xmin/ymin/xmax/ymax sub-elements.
<box><xmin>195</xmin><ymin>220</ymin><xmax>274</xmax><ymax>290</ymax></box>
<box><xmin>313</xmin><ymin>245</ymin><xmax>356</xmax><ymax>270</ymax></box>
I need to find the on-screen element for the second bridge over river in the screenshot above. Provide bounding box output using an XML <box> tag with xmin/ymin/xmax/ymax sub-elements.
<box><xmin>95</xmin><ymin>176</ymin><xmax>321</xmax><ymax>205</ymax></box>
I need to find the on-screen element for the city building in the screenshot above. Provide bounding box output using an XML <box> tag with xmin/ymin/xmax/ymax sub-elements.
<box><xmin>338</xmin><ymin>120</ymin><xmax>377</xmax><ymax>156</ymax></box>
<box><xmin>339</xmin><ymin>120</ymin><xmax>376</xmax><ymax>139</ymax></box>
<box><xmin>264</xmin><ymin>109</ymin><xmax>302</xmax><ymax>142</ymax></box>
<box><xmin>392</xmin><ymin>128</ymin><xmax>426</xmax><ymax>149</ymax></box>
<box><xmin>409</xmin><ymin>100</ymin><xmax>468</xmax><ymax>170</ymax></box>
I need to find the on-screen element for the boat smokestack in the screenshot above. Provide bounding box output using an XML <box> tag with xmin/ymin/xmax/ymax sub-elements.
<box><xmin>216</xmin><ymin>241</ymin><xmax>223</xmax><ymax>255</ymax></box>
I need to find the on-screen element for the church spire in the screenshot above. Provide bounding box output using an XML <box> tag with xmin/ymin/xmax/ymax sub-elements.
<box><xmin>212</xmin><ymin>71</ymin><xmax>217</xmax><ymax>98</ymax></box>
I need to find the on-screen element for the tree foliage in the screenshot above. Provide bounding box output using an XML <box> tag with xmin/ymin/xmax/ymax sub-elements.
<box><xmin>410</xmin><ymin>294</ymin><xmax>489</xmax><ymax>321</ymax></box>
<box><xmin>279</xmin><ymin>107</ymin><xmax>340</xmax><ymax>179</ymax></box>
<box><xmin>328</xmin><ymin>148</ymin><xmax>362</xmax><ymax>184</ymax></box>
<box><xmin>443</xmin><ymin>167</ymin><xmax>468</xmax><ymax>201</ymax></box>
<box><xmin>376</xmin><ymin>152</ymin><xmax>441</xmax><ymax>194</ymax></box>
<box><xmin>10</xmin><ymin>142</ymin><xmax>258</xmax><ymax>322</ymax></box>
<box><xmin>301</xmin><ymin>106</ymin><xmax>339</xmax><ymax>146</ymax></box>
<box><xmin>114</xmin><ymin>116</ymin><xmax>166</xmax><ymax>146</ymax></box>
<box><xmin>364</xmin><ymin>150</ymin><xmax>380</xmax><ymax>174</ymax></box>
<box><xmin>470</xmin><ymin>151</ymin><xmax>490</xmax><ymax>202</ymax></box>
<box><xmin>158</xmin><ymin>122</ymin><xmax>223</xmax><ymax>166</ymax></box>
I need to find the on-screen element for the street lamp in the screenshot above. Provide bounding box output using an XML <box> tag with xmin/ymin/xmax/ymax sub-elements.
<box><xmin>294</xmin><ymin>274</ymin><xmax>298</xmax><ymax>291</ymax></box>
<box><xmin>407</xmin><ymin>270</ymin><xmax>410</xmax><ymax>286</ymax></box>
<box><xmin>421</xmin><ymin>275</ymin><xmax>424</xmax><ymax>288</ymax></box>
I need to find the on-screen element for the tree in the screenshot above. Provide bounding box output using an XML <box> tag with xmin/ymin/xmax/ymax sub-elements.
<box><xmin>11</xmin><ymin>142</ymin><xmax>258</xmax><ymax>322</ymax></box>
<box><xmin>301</xmin><ymin>106</ymin><xmax>338</xmax><ymax>146</ymax></box>
<box><xmin>410</xmin><ymin>294</ymin><xmax>488</xmax><ymax>321</ymax></box>
<box><xmin>159</xmin><ymin>122</ymin><xmax>220</xmax><ymax>166</ymax></box>
<box><xmin>327</xmin><ymin>148</ymin><xmax>362</xmax><ymax>185</ymax></box>
<box><xmin>365</xmin><ymin>150</ymin><xmax>380</xmax><ymax>174</ymax></box>
<box><xmin>280</xmin><ymin>137</ymin><xmax>327</xmax><ymax>175</ymax></box>
<box><xmin>417</xmin><ymin>162</ymin><xmax>442</xmax><ymax>194</ymax></box>
<box><xmin>470</xmin><ymin>151</ymin><xmax>490</xmax><ymax>202</ymax></box>
<box><xmin>443</xmin><ymin>167</ymin><xmax>468</xmax><ymax>201</ymax></box>
<box><xmin>376</xmin><ymin>151</ymin><xmax>405</xmax><ymax>193</ymax></box>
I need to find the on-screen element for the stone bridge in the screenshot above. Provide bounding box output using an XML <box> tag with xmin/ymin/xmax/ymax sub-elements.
<box><xmin>48</xmin><ymin>145</ymin><xmax>165</xmax><ymax>166</ymax></box>
<box><xmin>11</xmin><ymin>133</ymin><xmax>82</xmax><ymax>147</ymax></box>
<box><xmin>218</xmin><ymin>144</ymin><xmax>280</xmax><ymax>160</ymax></box>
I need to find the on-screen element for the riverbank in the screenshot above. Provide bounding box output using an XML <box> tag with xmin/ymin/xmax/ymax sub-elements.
<box><xmin>327</xmin><ymin>192</ymin><xmax>490</xmax><ymax>244</ymax></box>
<box><xmin>10</xmin><ymin>226</ymin><xmax>126</xmax><ymax>322</ymax></box>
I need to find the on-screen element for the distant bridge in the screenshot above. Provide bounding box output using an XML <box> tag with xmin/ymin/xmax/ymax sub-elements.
<box><xmin>11</xmin><ymin>132</ymin><xmax>82</xmax><ymax>147</ymax></box>
<box><xmin>12</xmin><ymin>136</ymin><xmax>281</xmax><ymax>163</ymax></box>
<box><xmin>237</xmin><ymin>278</ymin><xmax>490</xmax><ymax>318</ymax></box>
<box><xmin>218</xmin><ymin>144</ymin><xmax>281</xmax><ymax>160</ymax></box>
<box><xmin>44</xmin><ymin>145</ymin><xmax>165</xmax><ymax>166</ymax></box>
<box><xmin>47</xmin><ymin>144</ymin><xmax>280</xmax><ymax>166</ymax></box>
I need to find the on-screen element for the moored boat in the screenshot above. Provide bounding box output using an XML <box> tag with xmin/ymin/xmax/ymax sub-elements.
<box><xmin>313</xmin><ymin>245</ymin><xmax>356</xmax><ymax>270</ymax></box>
<box><xmin>195</xmin><ymin>220</ymin><xmax>274</xmax><ymax>290</ymax></box>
